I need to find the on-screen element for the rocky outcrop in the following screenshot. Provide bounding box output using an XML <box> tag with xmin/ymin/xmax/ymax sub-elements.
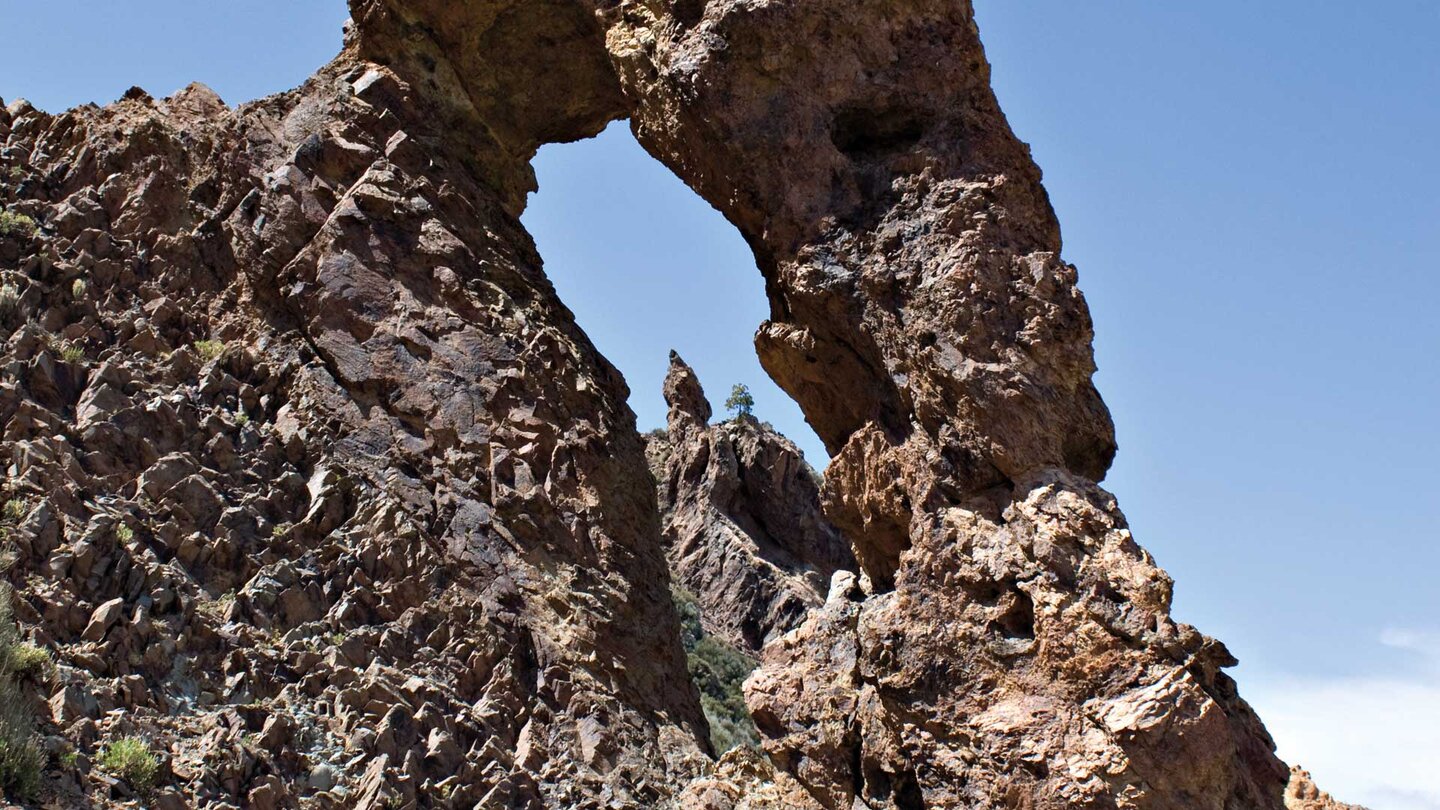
<box><xmin>1285</xmin><ymin>768</ymin><xmax>1368</xmax><ymax>810</ymax></box>
<box><xmin>646</xmin><ymin>352</ymin><xmax>853</xmax><ymax>653</ymax></box>
<box><xmin>0</xmin><ymin>52</ymin><xmax>707</xmax><ymax>810</ymax></box>
<box><xmin>0</xmin><ymin>0</ymin><xmax>1308</xmax><ymax>807</ymax></box>
<box><xmin>593</xmin><ymin>1</ymin><xmax>1288</xmax><ymax>806</ymax></box>
<box><xmin>678</xmin><ymin>747</ymin><xmax>823</xmax><ymax>810</ymax></box>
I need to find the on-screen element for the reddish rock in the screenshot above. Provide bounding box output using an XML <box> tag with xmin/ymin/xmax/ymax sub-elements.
<box><xmin>647</xmin><ymin>352</ymin><xmax>854</xmax><ymax>652</ymax></box>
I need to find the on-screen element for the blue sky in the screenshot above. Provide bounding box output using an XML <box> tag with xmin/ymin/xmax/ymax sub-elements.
<box><xmin>3</xmin><ymin>3</ymin><xmax>1436</xmax><ymax>806</ymax></box>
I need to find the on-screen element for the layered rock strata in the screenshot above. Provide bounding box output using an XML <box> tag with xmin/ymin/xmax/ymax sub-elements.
<box><xmin>646</xmin><ymin>352</ymin><xmax>852</xmax><ymax>653</ymax></box>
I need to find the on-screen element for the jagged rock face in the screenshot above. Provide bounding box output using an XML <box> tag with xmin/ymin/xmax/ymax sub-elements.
<box><xmin>646</xmin><ymin>352</ymin><xmax>853</xmax><ymax>652</ymax></box>
<box><xmin>0</xmin><ymin>0</ymin><xmax>1304</xmax><ymax>808</ymax></box>
<box><xmin>595</xmin><ymin>1</ymin><xmax>1286</xmax><ymax>808</ymax></box>
<box><xmin>677</xmin><ymin>747</ymin><xmax>823</xmax><ymax>810</ymax></box>
<box><xmin>0</xmin><ymin>55</ymin><xmax>706</xmax><ymax>810</ymax></box>
<box><xmin>1284</xmin><ymin>768</ymin><xmax>1368</xmax><ymax>810</ymax></box>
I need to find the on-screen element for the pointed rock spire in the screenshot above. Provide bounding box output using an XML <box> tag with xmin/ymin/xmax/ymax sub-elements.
<box><xmin>663</xmin><ymin>350</ymin><xmax>711</xmax><ymax>433</ymax></box>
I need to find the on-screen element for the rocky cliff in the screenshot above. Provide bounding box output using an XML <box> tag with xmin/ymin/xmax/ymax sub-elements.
<box><xmin>646</xmin><ymin>352</ymin><xmax>852</xmax><ymax>654</ymax></box>
<box><xmin>0</xmin><ymin>0</ymin><xmax>1351</xmax><ymax>808</ymax></box>
<box><xmin>0</xmin><ymin>50</ymin><xmax>705</xmax><ymax>810</ymax></box>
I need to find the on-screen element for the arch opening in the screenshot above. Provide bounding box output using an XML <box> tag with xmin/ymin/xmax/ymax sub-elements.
<box><xmin>523</xmin><ymin>120</ymin><xmax>831</xmax><ymax>468</ymax></box>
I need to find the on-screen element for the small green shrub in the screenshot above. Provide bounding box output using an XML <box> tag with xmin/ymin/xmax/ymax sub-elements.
<box><xmin>5</xmin><ymin>645</ymin><xmax>49</xmax><ymax>680</ymax></box>
<box><xmin>234</xmin><ymin>411</ymin><xmax>250</xmax><ymax>427</ymax></box>
<box><xmin>0</xmin><ymin>586</ymin><xmax>42</xmax><ymax>801</ymax></box>
<box><xmin>59</xmin><ymin>343</ymin><xmax>84</xmax><ymax>364</ymax></box>
<box><xmin>193</xmin><ymin>340</ymin><xmax>225</xmax><ymax>362</ymax></box>
<box><xmin>0</xmin><ymin>501</ymin><xmax>23</xmax><ymax>522</ymax></box>
<box><xmin>97</xmin><ymin>737</ymin><xmax>159</xmax><ymax>793</ymax></box>
<box><xmin>688</xmin><ymin>636</ymin><xmax>760</xmax><ymax>752</ymax></box>
<box><xmin>672</xmin><ymin>586</ymin><xmax>704</xmax><ymax>651</ymax></box>
<box><xmin>196</xmin><ymin>591</ymin><xmax>236</xmax><ymax>622</ymax></box>
<box><xmin>71</xmin><ymin>279</ymin><xmax>87</xmax><ymax>299</ymax></box>
<box><xmin>0</xmin><ymin>284</ymin><xmax>19</xmax><ymax>318</ymax></box>
<box><xmin>115</xmin><ymin>525</ymin><xmax>135</xmax><ymax>543</ymax></box>
<box><xmin>0</xmin><ymin>737</ymin><xmax>41</xmax><ymax>801</ymax></box>
<box><xmin>0</xmin><ymin>212</ymin><xmax>37</xmax><ymax>240</ymax></box>
<box><xmin>724</xmin><ymin>384</ymin><xmax>755</xmax><ymax>419</ymax></box>
<box><xmin>671</xmin><ymin>586</ymin><xmax>761</xmax><ymax>753</ymax></box>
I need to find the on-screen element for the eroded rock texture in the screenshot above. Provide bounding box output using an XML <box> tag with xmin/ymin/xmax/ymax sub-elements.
<box><xmin>592</xmin><ymin>2</ymin><xmax>1289</xmax><ymax>808</ymax></box>
<box><xmin>1284</xmin><ymin>768</ymin><xmax>1368</xmax><ymax>810</ymax></box>
<box><xmin>646</xmin><ymin>353</ymin><xmax>852</xmax><ymax>653</ymax></box>
<box><xmin>0</xmin><ymin>49</ymin><xmax>705</xmax><ymax>810</ymax></box>
<box><xmin>0</xmin><ymin>0</ymin><xmax>1313</xmax><ymax>807</ymax></box>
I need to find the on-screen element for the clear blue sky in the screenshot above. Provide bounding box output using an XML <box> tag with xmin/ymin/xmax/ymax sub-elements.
<box><xmin>3</xmin><ymin>3</ymin><xmax>1436</xmax><ymax>806</ymax></box>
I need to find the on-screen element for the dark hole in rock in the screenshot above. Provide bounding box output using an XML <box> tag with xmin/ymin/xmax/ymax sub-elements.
<box><xmin>991</xmin><ymin>588</ymin><xmax>1036</xmax><ymax>641</ymax></box>
<box><xmin>863</xmin><ymin>762</ymin><xmax>928</xmax><ymax>810</ymax></box>
<box><xmin>831</xmin><ymin>104</ymin><xmax>928</xmax><ymax>158</ymax></box>
<box><xmin>673</xmin><ymin>0</ymin><xmax>706</xmax><ymax>27</ymax></box>
<box><xmin>895</xmin><ymin>769</ymin><xmax>927</xmax><ymax>810</ymax></box>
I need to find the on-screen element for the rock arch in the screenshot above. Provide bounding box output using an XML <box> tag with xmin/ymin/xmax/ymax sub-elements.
<box><xmin>347</xmin><ymin>1</ymin><xmax>1288</xmax><ymax>806</ymax></box>
<box><xmin>0</xmin><ymin>0</ymin><xmax>1292</xmax><ymax>806</ymax></box>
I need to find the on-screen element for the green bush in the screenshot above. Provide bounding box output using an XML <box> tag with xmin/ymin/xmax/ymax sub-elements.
<box><xmin>0</xmin><ymin>586</ymin><xmax>42</xmax><ymax>801</ymax></box>
<box><xmin>672</xmin><ymin>586</ymin><xmax>704</xmax><ymax>651</ymax></box>
<box><xmin>0</xmin><ymin>212</ymin><xmax>37</xmax><ymax>240</ymax></box>
<box><xmin>671</xmin><ymin>587</ymin><xmax>761</xmax><ymax>753</ymax></box>
<box><xmin>1</xmin><ymin>501</ymin><xmax>23</xmax><ymax>522</ymax></box>
<box><xmin>193</xmin><ymin>340</ymin><xmax>225</xmax><ymax>362</ymax></box>
<box><xmin>5</xmin><ymin>645</ymin><xmax>49</xmax><ymax>680</ymax></box>
<box><xmin>97</xmin><ymin>737</ymin><xmax>159</xmax><ymax>793</ymax></box>
<box><xmin>0</xmin><ymin>283</ymin><xmax>19</xmax><ymax>318</ymax></box>
<box><xmin>0</xmin><ymin>737</ymin><xmax>41</xmax><ymax>802</ymax></box>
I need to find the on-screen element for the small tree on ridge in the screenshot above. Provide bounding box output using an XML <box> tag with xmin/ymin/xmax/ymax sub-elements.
<box><xmin>725</xmin><ymin>384</ymin><xmax>755</xmax><ymax>419</ymax></box>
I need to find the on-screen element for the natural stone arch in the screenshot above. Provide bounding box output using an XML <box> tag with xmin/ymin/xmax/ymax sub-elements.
<box><xmin>0</xmin><ymin>0</ymin><xmax>1295</xmax><ymax>805</ymax></box>
<box><xmin>349</xmin><ymin>0</ymin><xmax>1289</xmax><ymax>807</ymax></box>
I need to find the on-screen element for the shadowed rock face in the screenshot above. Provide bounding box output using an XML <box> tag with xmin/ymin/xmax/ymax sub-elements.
<box><xmin>0</xmin><ymin>0</ymin><xmax>1329</xmax><ymax>807</ymax></box>
<box><xmin>646</xmin><ymin>352</ymin><xmax>853</xmax><ymax>653</ymax></box>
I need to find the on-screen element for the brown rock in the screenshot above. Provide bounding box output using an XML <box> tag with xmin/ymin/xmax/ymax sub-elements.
<box><xmin>0</xmin><ymin>1</ymin><xmax>1304</xmax><ymax>807</ymax></box>
<box><xmin>648</xmin><ymin>353</ymin><xmax>854</xmax><ymax>651</ymax></box>
<box><xmin>81</xmin><ymin>597</ymin><xmax>125</xmax><ymax>642</ymax></box>
<box><xmin>678</xmin><ymin>747</ymin><xmax>823</xmax><ymax>810</ymax></box>
<box><xmin>1285</xmin><ymin>767</ymin><xmax>1369</xmax><ymax>810</ymax></box>
<box><xmin>246</xmin><ymin>775</ymin><xmax>290</xmax><ymax>810</ymax></box>
<box><xmin>49</xmin><ymin>683</ymin><xmax>99</xmax><ymax>725</ymax></box>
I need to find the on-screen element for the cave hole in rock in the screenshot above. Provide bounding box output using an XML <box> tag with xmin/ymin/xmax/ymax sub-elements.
<box><xmin>523</xmin><ymin>121</ymin><xmax>830</xmax><ymax>467</ymax></box>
